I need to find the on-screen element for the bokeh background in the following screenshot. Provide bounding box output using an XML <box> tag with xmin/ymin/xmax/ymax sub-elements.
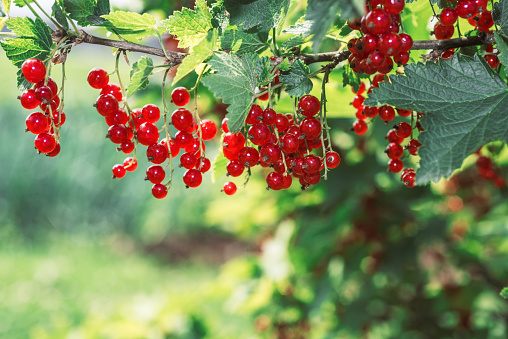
<box><xmin>1</xmin><ymin>0</ymin><xmax>508</xmax><ymax>338</ymax></box>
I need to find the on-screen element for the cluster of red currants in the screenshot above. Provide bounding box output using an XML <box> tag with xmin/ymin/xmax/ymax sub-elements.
<box><xmin>347</xmin><ymin>0</ymin><xmax>413</xmax><ymax>75</ymax></box>
<box><xmin>20</xmin><ymin>58</ymin><xmax>64</xmax><ymax>157</ymax></box>
<box><xmin>350</xmin><ymin>81</ymin><xmax>423</xmax><ymax>187</ymax></box>
<box><xmin>220</xmin><ymin>95</ymin><xmax>341</xmax><ymax>195</ymax></box>
<box><xmin>87</xmin><ymin>68</ymin><xmax>217</xmax><ymax>199</ymax></box>
<box><xmin>475</xmin><ymin>153</ymin><xmax>506</xmax><ymax>188</ymax></box>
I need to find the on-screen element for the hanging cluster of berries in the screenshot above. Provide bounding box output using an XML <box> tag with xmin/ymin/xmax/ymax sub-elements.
<box><xmin>350</xmin><ymin>80</ymin><xmax>425</xmax><ymax>188</ymax></box>
<box><xmin>219</xmin><ymin>95</ymin><xmax>341</xmax><ymax>195</ymax></box>
<box><xmin>20</xmin><ymin>58</ymin><xmax>64</xmax><ymax>157</ymax></box>
<box><xmin>347</xmin><ymin>0</ymin><xmax>413</xmax><ymax>75</ymax></box>
<box><xmin>87</xmin><ymin>68</ymin><xmax>217</xmax><ymax>199</ymax></box>
<box><xmin>434</xmin><ymin>0</ymin><xmax>497</xmax><ymax>65</ymax></box>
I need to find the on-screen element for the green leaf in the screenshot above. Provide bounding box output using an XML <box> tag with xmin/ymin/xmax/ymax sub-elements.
<box><xmin>211</xmin><ymin>150</ymin><xmax>228</xmax><ymax>183</ymax></box>
<box><xmin>211</xmin><ymin>4</ymin><xmax>229</xmax><ymax>35</ymax></box>
<box><xmin>17</xmin><ymin>68</ymin><xmax>32</xmax><ymax>91</ymax></box>
<box><xmin>249</xmin><ymin>55</ymin><xmax>274</xmax><ymax>87</ymax></box>
<box><xmin>282</xmin><ymin>35</ymin><xmax>309</xmax><ymax>50</ymax></box>
<box><xmin>201</xmin><ymin>52</ymin><xmax>258</xmax><ymax>134</ymax></box>
<box><xmin>62</xmin><ymin>0</ymin><xmax>96</xmax><ymax>26</ymax></box>
<box><xmin>221</xmin><ymin>29</ymin><xmax>269</xmax><ymax>55</ymax></box>
<box><xmin>6</xmin><ymin>17</ymin><xmax>52</xmax><ymax>50</ymax></box>
<box><xmin>501</xmin><ymin>287</ymin><xmax>508</xmax><ymax>299</ymax></box>
<box><xmin>161</xmin><ymin>0</ymin><xmax>212</xmax><ymax>49</ymax></box>
<box><xmin>102</xmin><ymin>11</ymin><xmax>158</xmax><ymax>40</ymax></box>
<box><xmin>223</xmin><ymin>0</ymin><xmax>290</xmax><ymax>32</ymax></box>
<box><xmin>173</xmin><ymin>29</ymin><xmax>218</xmax><ymax>85</ymax></box>
<box><xmin>278</xmin><ymin>58</ymin><xmax>290</xmax><ymax>72</ymax></box>
<box><xmin>283</xmin><ymin>20</ymin><xmax>313</xmax><ymax>36</ymax></box>
<box><xmin>364</xmin><ymin>54</ymin><xmax>508</xmax><ymax>185</ymax></box>
<box><xmin>13</xmin><ymin>0</ymin><xmax>33</xmax><ymax>7</ymax></box>
<box><xmin>493</xmin><ymin>0</ymin><xmax>508</xmax><ymax>36</ymax></box>
<box><xmin>3</xmin><ymin>0</ymin><xmax>11</xmax><ymax>13</ymax></box>
<box><xmin>495</xmin><ymin>32</ymin><xmax>508</xmax><ymax>76</ymax></box>
<box><xmin>306</xmin><ymin>0</ymin><xmax>363</xmax><ymax>51</ymax></box>
<box><xmin>127</xmin><ymin>56</ymin><xmax>154</xmax><ymax>97</ymax></box>
<box><xmin>52</xmin><ymin>1</ymin><xmax>69</xmax><ymax>31</ymax></box>
<box><xmin>279</xmin><ymin>60</ymin><xmax>313</xmax><ymax>97</ymax></box>
<box><xmin>86</xmin><ymin>0</ymin><xmax>110</xmax><ymax>25</ymax></box>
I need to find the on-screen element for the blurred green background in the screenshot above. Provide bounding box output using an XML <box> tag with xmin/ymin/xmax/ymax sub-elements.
<box><xmin>1</xmin><ymin>0</ymin><xmax>508</xmax><ymax>338</ymax></box>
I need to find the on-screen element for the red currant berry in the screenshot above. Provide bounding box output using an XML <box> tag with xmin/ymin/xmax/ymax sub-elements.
<box><xmin>382</xmin><ymin>0</ymin><xmax>405</xmax><ymax>14</ymax></box>
<box><xmin>477</xmin><ymin>11</ymin><xmax>494</xmax><ymax>31</ymax></box>
<box><xmin>147</xmin><ymin>143</ymin><xmax>169</xmax><ymax>164</ymax></box>
<box><xmin>352</xmin><ymin>119</ymin><xmax>368</xmax><ymax>135</ymax></box>
<box><xmin>395</xmin><ymin>121</ymin><xmax>412</xmax><ymax>138</ymax></box>
<box><xmin>34</xmin><ymin>132</ymin><xmax>56</xmax><ymax>153</ymax></box>
<box><xmin>347</xmin><ymin>17</ymin><xmax>362</xmax><ymax>30</ymax></box>
<box><xmin>223</xmin><ymin>182</ymin><xmax>237</xmax><ymax>195</ymax></box>
<box><xmin>87</xmin><ymin>68</ymin><xmax>109</xmax><ymax>89</ymax></box>
<box><xmin>279</xmin><ymin>134</ymin><xmax>299</xmax><ymax>154</ymax></box>
<box><xmin>199</xmin><ymin>119</ymin><xmax>217</xmax><ymax>141</ymax></box>
<box><xmin>100</xmin><ymin>83</ymin><xmax>123</xmax><ymax>102</ymax></box>
<box><xmin>485</xmin><ymin>55</ymin><xmax>500</xmax><ymax>68</ymax></box>
<box><xmin>180</xmin><ymin>152</ymin><xmax>198</xmax><ymax>169</ymax></box>
<box><xmin>258</xmin><ymin>88</ymin><xmax>269</xmax><ymax>101</ymax></box>
<box><xmin>303</xmin><ymin>172</ymin><xmax>321</xmax><ymax>185</ymax></box>
<box><xmin>385</xmin><ymin>142</ymin><xmax>404</xmax><ymax>159</ymax></box>
<box><xmin>298</xmin><ymin>95</ymin><xmax>321</xmax><ymax>117</ymax></box>
<box><xmin>95</xmin><ymin>94</ymin><xmax>119</xmax><ymax>116</ymax></box>
<box><xmin>396</xmin><ymin>108</ymin><xmax>412</xmax><ymax>117</ymax></box>
<box><xmin>246</xmin><ymin>104</ymin><xmax>263</xmax><ymax>124</ymax></box>
<box><xmin>379</xmin><ymin>105</ymin><xmax>396</xmax><ymax>122</ymax></box>
<box><xmin>238</xmin><ymin>147</ymin><xmax>260</xmax><ymax>167</ymax></box>
<box><xmin>325</xmin><ymin>151</ymin><xmax>341</xmax><ymax>169</ymax></box>
<box><xmin>171</xmin><ymin>108</ymin><xmax>195</xmax><ymax>132</ymax></box>
<box><xmin>151</xmin><ymin>183</ymin><xmax>168</xmax><ymax>199</ymax></box>
<box><xmin>365</xmin><ymin>8</ymin><xmax>392</xmax><ymax>35</ymax></box>
<box><xmin>19</xmin><ymin>89</ymin><xmax>41</xmax><ymax>109</ymax></box>
<box><xmin>119</xmin><ymin>139</ymin><xmax>135</xmax><ymax>154</ymax></box>
<box><xmin>130</xmin><ymin>109</ymin><xmax>145</xmax><ymax>129</ymax></box>
<box><xmin>440</xmin><ymin>8</ymin><xmax>458</xmax><ymax>26</ymax></box>
<box><xmin>378</xmin><ymin>57</ymin><xmax>394</xmax><ymax>74</ymax></box>
<box><xmin>34</xmin><ymin>85</ymin><xmax>53</xmax><ymax>103</ymax></box>
<box><xmin>46</xmin><ymin>143</ymin><xmax>60</xmax><ymax>157</ymax></box>
<box><xmin>35</xmin><ymin>78</ymin><xmax>58</xmax><ymax>98</ymax></box>
<box><xmin>399</xmin><ymin>33</ymin><xmax>413</xmax><ymax>53</ymax></box>
<box><xmin>137</xmin><ymin>122</ymin><xmax>160</xmax><ymax>146</ymax></box>
<box><xmin>261</xmin><ymin>108</ymin><xmax>277</xmax><ymax>125</ymax></box>
<box><xmin>266</xmin><ymin>172</ymin><xmax>285</xmax><ymax>190</ymax></box>
<box><xmin>408</xmin><ymin>138</ymin><xmax>422</xmax><ymax>155</ymax></box>
<box><xmin>434</xmin><ymin>22</ymin><xmax>454</xmax><ymax>39</ymax></box>
<box><xmin>221</xmin><ymin>117</ymin><xmax>230</xmax><ymax>133</ymax></box>
<box><xmin>303</xmin><ymin>154</ymin><xmax>322</xmax><ymax>174</ymax></box>
<box><xmin>196</xmin><ymin>157</ymin><xmax>211</xmax><ymax>172</ymax></box>
<box><xmin>171</xmin><ymin>87</ymin><xmax>190</xmax><ymax>106</ymax></box>
<box><xmin>274</xmin><ymin>114</ymin><xmax>290</xmax><ymax>132</ymax></box>
<box><xmin>401</xmin><ymin>171</ymin><xmax>416</xmax><ymax>187</ymax></box>
<box><xmin>183</xmin><ymin>169</ymin><xmax>202</xmax><ymax>188</ymax></box>
<box><xmin>456</xmin><ymin>0</ymin><xmax>477</xmax><ymax>19</ymax></box>
<box><xmin>112</xmin><ymin>164</ymin><xmax>126</xmax><ymax>178</ymax></box>
<box><xmin>22</xmin><ymin>58</ymin><xmax>46</xmax><ymax>84</ymax></box>
<box><xmin>259</xmin><ymin>143</ymin><xmax>282</xmax><ymax>164</ymax></box>
<box><xmin>247</xmin><ymin>123</ymin><xmax>271</xmax><ymax>146</ymax></box>
<box><xmin>227</xmin><ymin>159</ymin><xmax>245</xmax><ymax>177</ymax></box>
<box><xmin>386</xmin><ymin>129</ymin><xmax>404</xmax><ymax>143</ymax></box>
<box><xmin>141</xmin><ymin>104</ymin><xmax>160</xmax><ymax>123</ymax></box>
<box><xmin>300</xmin><ymin>117</ymin><xmax>322</xmax><ymax>140</ymax></box>
<box><xmin>388</xmin><ymin>159</ymin><xmax>404</xmax><ymax>173</ymax></box>
<box><xmin>378</xmin><ymin>32</ymin><xmax>402</xmax><ymax>56</ymax></box>
<box><xmin>106</xmin><ymin>108</ymin><xmax>130</xmax><ymax>126</ymax></box>
<box><xmin>223</xmin><ymin>132</ymin><xmax>246</xmax><ymax>152</ymax></box>
<box><xmin>393</xmin><ymin>51</ymin><xmax>410</xmax><ymax>66</ymax></box>
<box><xmin>146</xmin><ymin>165</ymin><xmax>165</xmax><ymax>184</ymax></box>
<box><xmin>223</xmin><ymin>146</ymin><xmax>240</xmax><ymax>161</ymax></box>
<box><xmin>26</xmin><ymin>112</ymin><xmax>49</xmax><ymax>134</ymax></box>
<box><xmin>123</xmin><ymin>157</ymin><xmax>138</xmax><ymax>172</ymax></box>
<box><xmin>107</xmin><ymin>124</ymin><xmax>129</xmax><ymax>144</ymax></box>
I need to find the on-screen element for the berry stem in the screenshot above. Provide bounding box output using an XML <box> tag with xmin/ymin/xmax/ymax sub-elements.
<box><xmin>161</xmin><ymin>68</ymin><xmax>175</xmax><ymax>188</ymax></box>
<box><xmin>319</xmin><ymin>68</ymin><xmax>333</xmax><ymax>180</ymax></box>
<box><xmin>154</xmin><ymin>26</ymin><xmax>172</xmax><ymax>60</ymax></box>
<box><xmin>272</xmin><ymin>28</ymin><xmax>280</xmax><ymax>57</ymax></box>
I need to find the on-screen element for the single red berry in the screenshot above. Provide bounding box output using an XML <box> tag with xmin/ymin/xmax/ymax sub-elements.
<box><xmin>365</xmin><ymin>8</ymin><xmax>392</xmax><ymax>35</ymax></box>
<box><xmin>46</xmin><ymin>143</ymin><xmax>61</xmax><ymax>157</ymax></box>
<box><xmin>385</xmin><ymin>142</ymin><xmax>404</xmax><ymax>159</ymax></box>
<box><xmin>282</xmin><ymin>173</ymin><xmax>292</xmax><ymax>189</ymax></box>
<box><xmin>146</xmin><ymin>165</ymin><xmax>165</xmax><ymax>184</ymax></box>
<box><xmin>395</xmin><ymin>121</ymin><xmax>412</xmax><ymax>138</ymax></box>
<box><xmin>258</xmin><ymin>88</ymin><xmax>269</xmax><ymax>101</ymax></box>
<box><xmin>303</xmin><ymin>154</ymin><xmax>322</xmax><ymax>174</ymax></box>
<box><xmin>196</xmin><ymin>157</ymin><xmax>211</xmax><ymax>172</ymax></box>
<box><xmin>266</xmin><ymin>172</ymin><xmax>285</xmax><ymax>190</ymax></box>
<box><xmin>223</xmin><ymin>182</ymin><xmax>237</xmax><ymax>195</ymax></box>
<box><xmin>34</xmin><ymin>85</ymin><xmax>53</xmax><ymax>103</ymax></box>
<box><xmin>386</xmin><ymin>129</ymin><xmax>404</xmax><ymax>143</ymax></box>
<box><xmin>159</xmin><ymin>137</ymin><xmax>180</xmax><ymax>158</ymax></box>
<box><xmin>378</xmin><ymin>32</ymin><xmax>402</xmax><ymax>56</ymax></box>
<box><xmin>325</xmin><ymin>151</ymin><xmax>341</xmax><ymax>169</ymax></box>
<box><xmin>440</xmin><ymin>8</ymin><xmax>458</xmax><ymax>26</ymax></box>
<box><xmin>119</xmin><ymin>139</ymin><xmax>135</xmax><ymax>154</ymax></box>
<box><xmin>137</xmin><ymin>122</ymin><xmax>160</xmax><ymax>146</ymax></box>
<box><xmin>388</xmin><ymin>159</ymin><xmax>404</xmax><ymax>173</ymax></box>
<box><xmin>123</xmin><ymin>157</ymin><xmax>138</xmax><ymax>172</ymax></box>
<box><xmin>238</xmin><ymin>147</ymin><xmax>260</xmax><ymax>167</ymax></box>
<box><xmin>399</xmin><ymin>33</ymin><xmax>413</xmax><ymax>53</ymax></box>
<box><xmin>180</xmin><ymin>152</ymin><xmax>198</xmax><ymax>169</ymax></box>
<box><xmin>261</xmin><ymin>108</ymin><xmax>277</xmax><ymax>125</ymax></box>
<box><xmin>396</xmin><ymin>108</ymin><xmax>412</xmax><ymax>117</ymax></box>
<box><xmin>223</xmin><ymin>146</ymin><xmax>240</xmax><ymax>161</ymax></box>
<box><xmin>274</xmin><ymin>114</ymin><xmax>290</xmax><ymax>132</ymax></box>
<box><xmin>227</xmin><ymin>159</ymin><xmax>245</xmax><ymax>177</ymax></box>
<box><xmin>246</xmin><ymin>104</ymin><xmax>263</xmax><ymax>124</ymax></box>
<box><xmin>383</xmin><ymin>0</ymin><xmax>405</xmax><ymax>14</ymax></box>
<box><xmin>106</xmin><ymin>108</ymin><xmax>130</xmax><ymax>126</ymax></box>
<box><xmin>298</xmin><ymin>95</ymin><xmax>321</xmax><ymax>117</ymax></box>
<box><xmin>456</xmin><ymin>0</ymin><xmax>477</xmax><ymax>19</ymax></box>
<box><xmin>401</xmin><ymin>171</ymin><xmax>416</xmax><ymax>187</ymax></box>
<box><xmin>95</xmin><ymin>94</ymin><xmax>119</xmax><ymax>116</ymax></box>
<box><xmin>393</xmin><ymin>51</ymin><xmax>410</xmax><ymax>66</ymax></box>
<box><xmin>300</xmin><ymin>117</ymin><xmax>322</xmax><ymax>140</ymax></box>
<box><xmin>87</xmin><ymin>68</ymin><xmax>109</xmax><ymax>89</ymax></box>
<box><xmin>379</xmin><ymin>105</ymin><xmax>396</xmax><ymax>122</ymax></box>
<box><xmin>34</xmin><ymin>132</ymin><xmax>56</xmax><ymax>153</ymax></box>
<box><xmin>141</xmin><ymin>104</ymin><xmax>160</xmax><ymax>123</ymax></box>
<box><xmin>259</xmin><ymin>143</ymin><xmax>282</xmax><ymax>164</ymax></box>
<box><xmin>434</xmin><ymin>22</ymin><xmax>454</xmax><ymax>39</ymax></box>
<box><xmin>112</xmin><ymin>164</ymin><xmax>126</xmax><ymax>178</ymax></box>
<box><xmin>35</xmin><ymin>78</ymin><xmax>58</xmax><ymax>98</ymax></box>
<box><xmin>248</xmin><ymin>123</ymin><xmax>271</xmax><ymax>146</ymax></box>
<box><xmin>19</xmin><ymin>89</ymin><xmax>41</xmax><ymax>109</ymax></box>
<box><xmin>130</xmin><ymin>109</ymin><xmax>146</xmax><ymax>129</ymax></box>
<box><xmin>147</xmin><ymin>143</ymin><xmax>169</xmax><ymax>164</ymax></box>
<box><xmin>171</xmin><ymin>108</ymin><xmax>195</xmax><ymax>132</ymax></box>
<box><xmin>280</xmin><ymin>134</ymin><xmax>299</xmax><ymax>154</ymax></box>
<box><xmin>151</xmin><ymin>183</ymin><xmax>168</xmax><ymax>199</ymax></box>
<box><xmin>107</xmin><ymin>124</ymin><xmax>129</xmax><ymax>144</ymax></box>
<box><xmin>303</xmin><ymin>172</ymin><xmax>321</xmax><ymax>185</ymax></box>
<box><xmin>352</xmin><ymin>95</ymin><xmax>365</xmax><ymax>109</ymax></box>
<box><xmin>22</xmin><ymin>58</ymin><xmax>46</xmax><ymax>84</ymax></box>
<box><xmin>183</xmin><ymin>169</ymin><xmax>202</xmax><ymax>188</ymax></box>
<box><xmin>199</xmin><ymin>119</ymin><xmax>217</xmax><ymax>141</ymax></box>
<box><xmin>352</xmin><ymin>120</ymin><xmax>368</xmax><ymax>135</ymax></box>
<box><xmin>185</xmin><ymin>137</ymin><xmax>206</xmax><ymax>156</ymax></box>
<box><xmin>347</xmin><ymin>17</ymin><xmax>362</xmax><ymax>30</ymax></box>
<box><xmin>408</xmin><ymin>138</ymin><xmax>422</xmax><ymax>155</ymax></box>
<box><xmin>26</xmin><ymin>112</ymin><xmax>49</xmax><ymax>134</ymax></box>
<box><xmin>100</xmin><ymin>83</ymin><xmax>123</xmax><ymax>102</ymax></box>
<box><xmin>171</xmin><ymin>87</ymin><xmax>190</xmax><ymax>106</ymax></box>
<box><xmin>485</xmin><ymin>55</ymin><xmax>500</xmax><ymax>68</ymax></box>
<box><xmin>378</xmin><ymin>56</ymin><xmax>394</xmax><ymax>74</ymax></box>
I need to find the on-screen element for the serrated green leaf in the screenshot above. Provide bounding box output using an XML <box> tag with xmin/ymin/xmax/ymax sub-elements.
<box><xmin>211</xmin><ymin>4</ymin><xmax>228</xmax><ymax>35</ymax></box>
<box><xmin>62</xmin><ymin>0</ymin><xmax>96</xmax><ymax>26</ymax></box>
<box><xmin>6</xmin><ymin>17</ymin><xmax>52</xmax><ymax>50</ymax></box>
<box><xmin>495</xmin><ymin>32</ymin><xmax>508</xmax><ymax>75</ymax></box>
<box><xmin>282</xmin><ymin>35</ymin><xmax>309</xmax><ymax>50</ymax></box>
<box><xmin>102</xmin><ymin>11</ymin><xmax>157</xmax><ymax>40</ymax></box>
<box><xmin>283</xmin><ymin>20</ymin><xmax>313</xmax><ymax>36</ymax></box>
<box><xmin>501</xmin><ymin>287</ymin><xmax>508</xmax><ymax>299</ymax></box>
<box><xmin>201</xmin><ymin>52</ymin><xmax>258</xmax><ymax>134</ymax></box>
<box><xmin>1</xmin><ymin>37</ymin><xmax>48</xmax><ymax>64</ymax></box>
<box><xmin>52</xmin><ymin>1</ymin><xmax>69</xmax><ymax>31</ymax></box>
<box><xmin>493</xmin><ymin>0</ymin><xmax>508</xmax><ymax>36</ymax></box>
<box><xmin>221</xmin><ymin>29</ymin><xmax>269</xmax><ymax>55</ymax></box>
<box><xmin>364</xmin><ymin>54</ymin><xmax>508</xmax><ymax>185</ymax></box>
<box><xmin>279</xmin><ymin>60</ymin><xmax>313</xmax><ymax>97</ymax></box>
<box><xmin>307</xmin><ymin>0</ymin><xmax>363</xmax><ymax>51</ymax></box>
<box><xmin>95</xmin><ymin>0</ymin><xmax>109</xmax><ymax>15</ymax></box>
<box><xmin>249</xmin><ymin>55</ymin><xmax>274</xmax><ymax>87</ymax></box>
<box><xmin>3</xmin><ymin>0</ymin><xmax>11</xmax><ymax>13</ymax></box>
<box><xmin>211</xmin><ymin>149</ymin><xmax>228</xmax><ymax>183</ymax></box>
<box><xmin>17</xmin><ymin>68</ymin><xmax>32</xmax><ymax>91</ymax></box>
<box><xmin>278</xmin><ymin>58</ymin><xmax>290</xmax><ymax>71</ymax></box>
<box><xmin>223</xmin><ymin>0</ymin><xmax>290</xmax><ymax>32</ymax></box>
<box><xmin>173</xmin><ymin>29</ymin><xmax>218</xmax><ymax>85</ymax></box>
<box><xmin>162</xmin><ymin>0</ymin><xmax>212</xmax><ymax>49</ymax></box>
<box><xmin>127</xmin><ymin>56</ymin><xmax>154</xmax><ymax>97</ymax></box>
